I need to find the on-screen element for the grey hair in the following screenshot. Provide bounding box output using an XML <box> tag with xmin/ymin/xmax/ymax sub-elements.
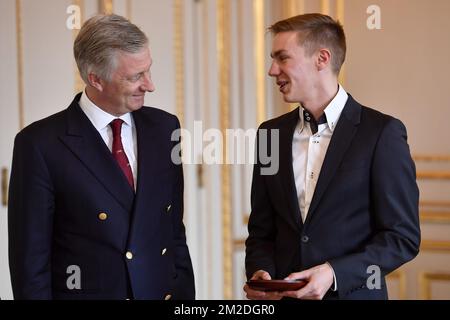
<box><xmin>74</xmin><ymin>14</ymin><xmax>148</xmax><ymax>83</ymax></box>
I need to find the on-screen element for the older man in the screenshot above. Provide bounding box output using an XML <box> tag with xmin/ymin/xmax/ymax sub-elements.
<box><xmin>8</xmin><ymin>14</ymin><xmax>195</xmax><ymax>300</ymax></box>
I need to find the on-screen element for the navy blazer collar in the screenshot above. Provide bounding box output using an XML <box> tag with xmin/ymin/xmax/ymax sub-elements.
<box><xmin>60</xmin><ymin>94</ymin><xmax>134</xmax><ymax>212</ymax></box>
<box><xmin>60</xmin><ymin>93</ymin><xmax>165</xmax><ymax>213</ymax></box>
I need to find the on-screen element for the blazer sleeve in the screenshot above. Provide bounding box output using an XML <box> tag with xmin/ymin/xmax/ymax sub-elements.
<box><xmin>329</xmin><ymin>118</ymin><xmax>420</xmax><ymax>297</ymax></box>
<box><xmin>8</xmin><ymin>130</ymin><xmax>55</xmax><ymax>299</ymax></box>
<box><xmin>170</xmin><ymin>117</ymin><xmax>195</xmax><ymax>299</ymax></box>
<box><xmin>245</xmin><ymin>126</ymin><xmax>277</xmax><ymax>279</ymax></box>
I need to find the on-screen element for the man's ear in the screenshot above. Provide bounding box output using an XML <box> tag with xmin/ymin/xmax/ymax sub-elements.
<box><xmin>316</xmin><ymin>48</ymin><xmax>332</xmax><ymax>71</ymax></box>
<box><xmin>87</xmin><ymin>72</ymin><xmax>104</xmax><ymax>92</ymax></box>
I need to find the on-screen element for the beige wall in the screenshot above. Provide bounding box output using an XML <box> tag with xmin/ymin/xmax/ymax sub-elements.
<box><xmin>344</xmin><ymin>0</ymin><xmax>450</xmax><ymax>299</ymax></box>
<box><xmin>345</xmin><ymin>0</ymin><xmax>450</xmax><ymax>154</ymax></box>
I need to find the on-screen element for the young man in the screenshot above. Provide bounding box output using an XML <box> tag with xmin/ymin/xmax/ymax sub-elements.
<box><xmin>244</xmin><ymin>13</ymin><xmax>420</xmax><ymax>300</ymax></box>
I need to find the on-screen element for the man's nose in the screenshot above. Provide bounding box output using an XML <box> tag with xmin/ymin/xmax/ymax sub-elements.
<box><xmin>268</xmin><ymin>61</ymin><xmax>279</xmax><ymax>77</ymax></box>
<box><xmin>141</xmin><ymin>72</ymin><xmax>155</xmax><ymax>92</ymax></box>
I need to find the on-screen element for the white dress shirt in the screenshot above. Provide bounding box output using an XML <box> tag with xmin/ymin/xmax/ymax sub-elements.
<box><xmin>79</xmin><ymin>91</ymin><xmax>138</xmax><ymax>189</ymax></box>
<box><xmin>292</xmin><ymin>85</ymin><xmax>348</xmax><ymax>291</ymax></box>
<box><xmin>292</xmin><ymin>85</ymin><xmax>348</xmax><ymax>223</ymax></box>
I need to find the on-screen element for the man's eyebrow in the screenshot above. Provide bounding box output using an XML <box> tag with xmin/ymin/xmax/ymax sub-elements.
<box><xmin>270</xmin><ymin>50</ymin><xmax>286</xmax><ymax>59</ymax></box>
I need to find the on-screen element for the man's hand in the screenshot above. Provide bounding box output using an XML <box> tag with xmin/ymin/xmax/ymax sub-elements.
<box><xmin>281</xmin><ymin>263</ymin><xmax>334</xmax><ymax>300</ymax></box>
<box><xmin>243</xmin><ymin>270</ymin><xmax>283</xmax><ymax>300</ymax></box>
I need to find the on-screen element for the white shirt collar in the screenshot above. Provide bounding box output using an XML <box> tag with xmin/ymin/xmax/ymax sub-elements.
<box><xmin>297</xmin><ymin>84</ymin><xmax>348</xmax><ymax>133</ymax></box>
<box><xmin>79</xmin><ymin>90</ymin><xmax>133</xmax><ymax>131</ymax></box>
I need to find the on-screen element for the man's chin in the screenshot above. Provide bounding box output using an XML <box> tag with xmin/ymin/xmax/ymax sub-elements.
<box><xmin>124</xmin><ymin>103</ymin><xmax>144</xmax><ymax>113</ymax></box>
<box><xmin>282</xmin><ymin>95</ymin><xmax>295</xmax><ymax>103</ymax></box>
<box><xmin>129</xmin><ymin>98</ymin><xmax>145</xmax><ymax>109</ymax></box>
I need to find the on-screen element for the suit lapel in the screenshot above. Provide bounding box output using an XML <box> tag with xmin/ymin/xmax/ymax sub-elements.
<box><xmin>277</xmin><ymin>108</ymin><xmax>303</xmax><ymax>232</ymax></box>
<box><xmin>129</xmin><ymin>109</ymin><xmax>166</xmax><ymax>235</ymax></box>
<box><xmin>305</xmin><ymin>95</ymin><xmax>361</xmax><ymax>223</ymax></box>
<box><xmin>132</xmin><ymin>109</ymin><xmax>161</xmax><ymax>198</ymax></box>
<box><xmin>59</xmin><ymin>94</ymin><xmax>135</xmax><ymax>212</ymax></box>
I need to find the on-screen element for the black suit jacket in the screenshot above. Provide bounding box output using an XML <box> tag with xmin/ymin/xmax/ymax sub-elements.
<box><xmin>8</xmin><ymin>93</ymin><xmax>195</xmax><ymax>299</ymax></box>
<box><xmin>245</xmin><ymin>95</ymin><xmax>420</xmax><ymax>299</ymax></box>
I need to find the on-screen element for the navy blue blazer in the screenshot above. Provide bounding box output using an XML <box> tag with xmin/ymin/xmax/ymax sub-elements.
<box><xmin>8</xmin><ymin>93</ymin><xmax>195</xmax><ymax>300</ymax></box>
<box><xmin>245</xmin><ymin>95</ymin><xmax>420</xmax><ymax>299</ymax></box>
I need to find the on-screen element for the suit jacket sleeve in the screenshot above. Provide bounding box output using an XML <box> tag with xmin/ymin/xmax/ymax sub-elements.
<box><xmin>245</xmin><ymin>125</ymin><xmax>277</xmax><ymax>279</ymax></box>
<box><xmin>8</xmin><ymin>129</ymin><xmax>55</xmax><ymax>299</ymax></box>
<box><xmin>328</xmin><ymin>118</ymin><xmax>420</xmax><ymax>296</ymax></box>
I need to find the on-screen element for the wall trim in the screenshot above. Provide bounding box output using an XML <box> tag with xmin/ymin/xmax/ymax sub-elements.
<box><xmin>421</xmin><ymin>240</ymin><xmax>450</xmax><ymax>252</ymax></box>
<box><xmin>386</xmin><ymin>269</ymin><xmax>407</xmax><ymax>300</ymax></box>
<box><xmin>420</xmin><ymin>211</ymin><xmax>450</xmax><ymax>224</ymax></box>
<box><xmin>73</xmin><ymin>0</ymin><xmax>85</xmax><ymax>94</ymax></box>
<box><xmin>174</xmin><ymin>0</ymin><xmax>185</xmax><ymax>125</ymax></box>
<box><xmin>217</xmin><ymin>0</ymin><xmax>232</xmax><ymax>300</ymax></box>
<box><xmin>419</xmin><ymin>272</ymin><xmax>450</xmax><ymax>299</ymax></box>
<box><xmin>417</xmin><ymin>171</ymin><xmax>450</xmax><ymax>180</ymax></box>
<box><xmin>126</xmin><ymin>0</ymin><xmax>132</xmax><ymax>20</ymax></box>
<box><xmin>413</xmin><ymin>155</ymin><xmax>450</xmax><ymax>162</ymax></box>
<box><xmin>15</xmin><ymin>0</ymin><xmax>24</xmax><ymax>129</ymax></box>
<box><xmin>254</xmin><ymin>0</ymin><xmax>266</xmax><ymax>125</ymax></box>
<box><xmin>99</xmin><ymin>0</ymin><xmax>113</xmax><ymax>14</ymax></box>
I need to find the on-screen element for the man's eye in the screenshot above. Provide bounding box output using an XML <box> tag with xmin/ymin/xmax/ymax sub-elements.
<box><xmin>130</xmin><ymin>74</ymin><xmax>142</xmax><ymax>81</ymax></box>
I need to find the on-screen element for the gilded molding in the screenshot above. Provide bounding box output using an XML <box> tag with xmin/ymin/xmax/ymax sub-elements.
<box><xmin>233</xmin><ymin>238</ymin><xmax>246</xmax><ymax>248</ymax></box>
<box><xmin>174</xmin><ymin>0</ymin><xmax>185</xmax><ymax>125</ymax></box>
<box><xmin>254</xmin><ymin>0</ymin><xmax>265</xmax><ymax>125</ymax></box>
<box><xmin>99</xmin><ymin>0</ymin><xmax>113</xmax><ymax>14</ymax></box>
<box><xmin>126</xmin><ymin>0</ymin><xmax>132</xmax><ymax>20</ymax></box>
<box><xmin>15</xmin><ymin>0</ymin><xmax>24</xmax><ymax>129</ymax></box>
<box><xmin>416</xmin><ymin>171</ymin><xmax>450</xmax><ymax>180</ymax></box>
<box><xmin>421</xmin><ymin>240</ymin><xmax>450</xmax><ymax>252</ymax></box>
<box><xmin>386</xmin><ymin>269</ymin><xmax>406</xmax><ymax>300</ymax></box>
<box><xmin>336</xmin><ymin>0</ymin><xmax>345</xmax><ymax>85</ymax></box>
<box><xmin>1</xmin><ymin>167</ymin><xmax>8</xmax><ymax>207</ymax></box>
<box><xmin>202</xmin><ymin>0</ymin><xmax>213</xmax><ymax>298</ymax></box>
<box><xmin>420</xmin><ymin>211</ymin><xmax>450</xmax><ymax>223</ymax></box>
<box><xmin>286</xmin><ymin>1</ymin><xmax>305</xmax><ymax>112</ymax></box>
<box><xmin>217</xmin><ymin>0</ymin><xmax>233</xmax><ymax>300</ymax></box>
<box><xmin>321</xmin><ymin>0</ymin><xmax>330</xmax><ymax>15</ymax></box>
<box><xmin>284</xmin><ymin>0</ymin><xmax>304</xmax><ymax>18</ymax></box>
<box><xmin>413</xmin><ymin>154</ymin><xmax>450</xmax><ymax>162</ymax></box>
<box><xmin>73</xmin><ymin>0</ymin><xmax>85</xmax><ymax>94</ymax></box>
<box><xmin>419</xmin><ymin>272</ymin><xmax>450</xmax><ymax>299</ymax></box>
<box><xmin>420</xmin><ymin>200</ymin><xmax>450</xmax><ymax>208</ymax></box>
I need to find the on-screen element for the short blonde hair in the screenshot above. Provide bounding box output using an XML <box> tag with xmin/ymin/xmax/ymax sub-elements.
<box><xmin>269</xmin><ymin>13</ymin><xmax>346</xmax><ymax>74</ymax></box>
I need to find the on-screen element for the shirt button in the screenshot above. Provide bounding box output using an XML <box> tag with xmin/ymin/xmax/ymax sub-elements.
<box><xmin>166</xmin><ymin>204</ymin><xmax>171</xmax><ymax>213</ymax></box>
<box><xmin>164</xmin><ymin>294</ymin><xmax>172</xmax><ymax>300</ymax></box>
<box><xmin>126</xmin><ymin>251</ymin><xmax>133</xmax><ymax>260</ymax></box>
<box><xmin>302</xmin><ymin>235</ymin><xmax>309</xmax><ymax>243</ymax></box>
<box><xmin>161</xmin><ymin>248</ymin><xmax>167</xmax><ymax>256</ymax></box>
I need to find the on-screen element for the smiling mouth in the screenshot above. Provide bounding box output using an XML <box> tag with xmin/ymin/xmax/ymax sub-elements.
<box><xmin>277</xmin><ymin>80</ymin><xmax>289</xmax><ymax>92</ymax></box>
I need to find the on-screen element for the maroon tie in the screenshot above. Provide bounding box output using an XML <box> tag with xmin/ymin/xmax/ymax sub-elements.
<box><xmin>110</xmin><ymin>119</ymin><xmax>134</xmax><ymax>189</ymax></box>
